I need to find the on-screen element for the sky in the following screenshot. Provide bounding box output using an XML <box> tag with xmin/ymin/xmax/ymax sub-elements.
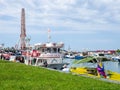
<box><xmin>0</xmin><ymin>0</ymin><xmax>120</xmax><ymax>51</ymax></box>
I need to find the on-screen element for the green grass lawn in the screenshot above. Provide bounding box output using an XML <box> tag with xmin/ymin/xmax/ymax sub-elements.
<box><xmin>0</xmin><ymin>60</ymin><xmax>120</xmax><ymax>90</ymax></box>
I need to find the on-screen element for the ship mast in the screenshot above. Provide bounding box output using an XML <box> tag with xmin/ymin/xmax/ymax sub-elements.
<box><xmin>20</xmin><ymin>8</ymin><xmax>26</xmax><ymax>50</ymax></box>
<box><xmin>48</xmin><ymin>28</ymin><xmax>51</xmax><ymax>43</ymax></box>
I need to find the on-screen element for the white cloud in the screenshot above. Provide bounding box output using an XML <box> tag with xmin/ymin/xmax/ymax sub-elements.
<box><xmin>0</xmin><ymin>0</ymin><xmax>120</xmax><ymax>35</ymax></box>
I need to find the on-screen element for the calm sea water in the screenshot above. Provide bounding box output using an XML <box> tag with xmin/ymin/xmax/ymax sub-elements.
<box><xmin>63</xmin><ymin>59</ymin><xmax>120</xmax><ymax>73</ymax></box>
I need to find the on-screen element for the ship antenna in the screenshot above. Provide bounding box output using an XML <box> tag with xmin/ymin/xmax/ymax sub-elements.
<box><xmin>47</xmin><ymin>28</ymin><xmax>51</xmax><ymax>43</ymax></box>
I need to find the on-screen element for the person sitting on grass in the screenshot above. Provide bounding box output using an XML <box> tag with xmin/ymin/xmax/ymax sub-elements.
<box><xmin>97</xmin><ymin>61</ymin><xmax>106</xmax><ymax>78</ymax></box>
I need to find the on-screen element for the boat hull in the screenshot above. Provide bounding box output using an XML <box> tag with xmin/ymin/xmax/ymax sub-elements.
<box><xmin>47</xmin><ymin>63</ymin><xmax>69</xmax><ymax>70</ymax></box>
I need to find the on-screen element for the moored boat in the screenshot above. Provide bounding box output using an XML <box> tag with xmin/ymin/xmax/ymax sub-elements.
<box><xmin>30</xmin><ymin>42</ymin><xmax>68</xmax><ymax>70</ymax></box>
<box><xmin>112</xmin><ymin>56</ymin><xmax>120</xmax><ymax>62</ymax></box>
<box><xmin>22</xmin><ymin>29</ymin><xmax>69</xmax><ymax>69</ymax></box>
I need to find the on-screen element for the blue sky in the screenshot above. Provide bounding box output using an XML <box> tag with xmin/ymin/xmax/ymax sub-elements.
<box><xmin>0</xmin><ymin>0</ymin><xmax>120</xmax><ymax>51</ymax></box>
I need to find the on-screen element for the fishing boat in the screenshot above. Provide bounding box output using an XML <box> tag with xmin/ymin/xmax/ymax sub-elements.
<box><xmin>31</xmin><ymin>42</ymin><xmax>68</xmax><ymax>70</ymax></box>
<box><xmin>27</xmin><ymin>29</ymin><xmax>69</xmax><ymax>70</ymax></box>
<box><xmin>65</xmin><ymin>53</ymin><xmax>75</xmax><ymax>59</ymax></box>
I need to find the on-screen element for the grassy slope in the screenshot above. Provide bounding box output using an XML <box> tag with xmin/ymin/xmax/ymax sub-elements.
<box><xmin>0</xmin><ymin>60</ymin><xmax>120</xmax><ymax>90</ymax></box>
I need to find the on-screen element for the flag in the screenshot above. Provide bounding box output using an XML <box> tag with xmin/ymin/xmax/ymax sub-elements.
<box><xmin>48</xmin><ymin>28</ymin><xmax>51</xmax><ymax>33</ymax></box>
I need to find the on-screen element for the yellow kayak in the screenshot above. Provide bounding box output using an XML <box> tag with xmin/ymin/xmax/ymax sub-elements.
<box><xmin>108</xmin><ymin>71</ymin><xmax>120</xmax><ymax>81</ymax></box>
<box><xmin>70</xmin><ymin>67</ymin><xmax>88</xmax><ymax>75</ymax></box>
<box><xmin>70</xmin><ymin>67</ymin><xmax>120</xmax><ymax>82</ymax></box>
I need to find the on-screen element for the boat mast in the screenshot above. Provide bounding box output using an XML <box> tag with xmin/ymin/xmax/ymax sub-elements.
<box><xmin>47</xmin><ymin>28</ymin><xmax>51</xmax><ymax>43</ymax></box>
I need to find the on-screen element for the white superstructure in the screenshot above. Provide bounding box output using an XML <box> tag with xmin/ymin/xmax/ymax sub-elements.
<box><xmin>31</xmin><ymin>42</ymin><xmax>66</xmax><ymax>69</ymax></box>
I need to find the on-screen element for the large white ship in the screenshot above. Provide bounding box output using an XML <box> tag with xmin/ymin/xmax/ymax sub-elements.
<box><xmin>28</xmin><ymin>42</ymin><xmax>69</xmax><ymax>70</ymax></box>
<box><xmin>24</xmin><ymin>28</ymin><xmax>69</xmax><ymax>69</ymax></box>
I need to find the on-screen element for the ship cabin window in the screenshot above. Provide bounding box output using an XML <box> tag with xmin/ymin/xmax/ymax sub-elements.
<box><xmin>40</xmin><ymin>59</ymin><xmax>42</xmax><ymax>63</ymax></box>
<box><xmin>47</xmin><ymin>48</ymin><xmax>51</xmax><ymax>53</ymax></box>
<box><xmin>42</xmin><ymin>48</ymin><xmax>44</xmax><ymax>52</ymax></box>
<box><xmin>37</xmin><ymin>59</ymin><xmax>43</xmax><ymax>63</ymax></box>
<box><xmin>53</xmin><ymin>48</ymin><xmax>57</xmax><ymax>53</ymax></box>
<box><xmin>38</xmin><ymin>59</ymin><xmax>46</xmax><ymax>63</ymax></box>
<box><xmin>99</xmin><ymin>54</ymin><xmax>104</xmax><ymax>56</ymax></box>
<box><xmin>58</xmin><ymin>48</ymin><xmax>60</xmax><ymax>52</ymax></box>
